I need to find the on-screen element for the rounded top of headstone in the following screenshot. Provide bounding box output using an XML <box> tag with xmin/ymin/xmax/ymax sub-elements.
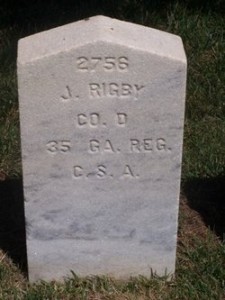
<box><xmin>18</xmin><ymin>15</ymin><xmax>186</xmax><ymax>65</ymax></box>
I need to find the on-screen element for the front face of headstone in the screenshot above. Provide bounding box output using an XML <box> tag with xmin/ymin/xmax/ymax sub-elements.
<box><xmin>18</xmin><ymin>16</ymin><xmax>186</xmax><ymax>281</ymax></box>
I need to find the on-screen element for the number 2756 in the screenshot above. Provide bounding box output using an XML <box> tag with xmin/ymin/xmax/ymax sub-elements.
<box><xmin>76</xmin><ymin>56</ymin><xmax>128</xmax><ymax>72</ymax></box>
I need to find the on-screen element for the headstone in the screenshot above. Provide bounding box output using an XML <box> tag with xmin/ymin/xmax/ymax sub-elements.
<box><xmin>17</xmin><ymin>16</ymin><xmax>186</xmax><ymax>282</ymax></box>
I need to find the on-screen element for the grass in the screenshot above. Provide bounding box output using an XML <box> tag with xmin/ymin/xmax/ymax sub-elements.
<box><xmin>0</xmin><ymin>0</ymin><xmax>225</xmax><ymax>299</ymax></box>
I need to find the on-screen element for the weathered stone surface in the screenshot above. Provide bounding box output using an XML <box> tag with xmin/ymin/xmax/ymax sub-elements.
<box><xmin>17</xmin><ymin>15</ymin><xmax>186</xmax><ymax>281</ymax></box>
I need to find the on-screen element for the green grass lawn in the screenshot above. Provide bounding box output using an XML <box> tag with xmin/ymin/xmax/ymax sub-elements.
<box><xmin>0</xmin><ymin>1</ymin><xmax>225</xmax><ymax>299</ymax></box>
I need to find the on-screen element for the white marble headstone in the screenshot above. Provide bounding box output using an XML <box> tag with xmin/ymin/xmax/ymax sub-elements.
<box><xmin>17</xmin><ymin>16</ymin><xmax>186</xmax><ymax>281</ymax></box>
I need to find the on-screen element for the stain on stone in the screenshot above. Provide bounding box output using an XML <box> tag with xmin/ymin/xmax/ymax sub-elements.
<box><xmin>41</xmin><ymin>209</ymin><xmax>62</xmax><ymax>221</ymax></box>
<box><xmin>69</xmin><ymin>221</ymin><xmax>94</xmax><ymax>235</ymax></box>
<box><xmin>72</xmin><ymin>236</ymin><xmax>97</xmax><ymax>241</ymax></box>
<box><xmin>106</xmin><ymin>227</ymin><xmax>136</xmax><ymax>240</ymax></box>
<box><xmin>49</xmin><ymin>173</ymin><xmax>62</xmax><ymax>179</ymax></box>
<box><xmin>172</xmin><ymin>163</ymin><xmax>181</xmax><ymax>171</ymax></box>
<box><xmin>140</xmin><ymin>239</ymin><xmax>152</xmax><ymax>244</ymax></box>
<box><xmin>129</xmin><ymin>229</ymin><xmax>136</xmax><ymax>238</ymax></box>
<box><xmin>32</xmin><ymin>229</ymin><xmax>62</xmax><ymax>241</ymax></box>
<box><xmin>69</xmin><ymin>221</ymin><xmax>79</xmax><ymax>232</ymax></box>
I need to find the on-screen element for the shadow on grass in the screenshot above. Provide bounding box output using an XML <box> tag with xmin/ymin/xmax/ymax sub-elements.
<box><xmin>183</xmin><ymin>176</ymin><xmax>225</xmax><ymax>241</ymax></box>
<box><xmin>0</xmin><ymin>179</ymin><xmax>28</xmax><ymax>276</ymax></box>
